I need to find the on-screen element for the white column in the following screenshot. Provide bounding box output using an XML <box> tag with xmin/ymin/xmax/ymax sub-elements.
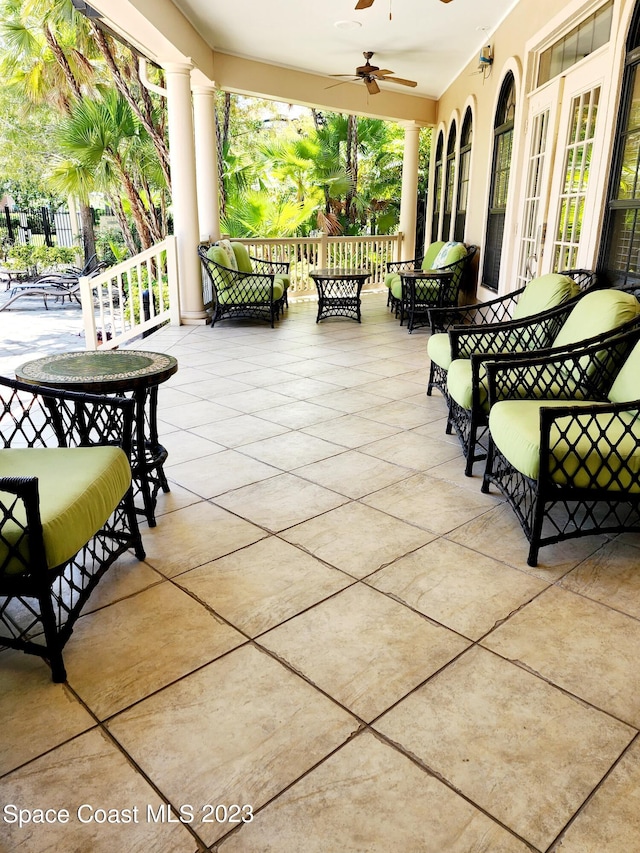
<box><xmin>192</xmin><ymin>83</ymin><xmax>221</xmax><ymax>243</ymax></box>
<box><xmin>399</xmin><ymin>123</ymin><xmax>421</xmax><ymax>261</ymax></box>
<box><xmin>163</xmin><ymin>61</ymin><xmax>207</xmax><ymax>323</ymax></box>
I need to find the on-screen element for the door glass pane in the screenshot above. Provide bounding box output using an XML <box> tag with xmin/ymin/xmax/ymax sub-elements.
<box><xmin>552</xmin><ymin>86</ymin><xmax>600</xmax><ymax>269</ymax></box>
<box><xmin>517</xmin><ymin>109</ymin><xmax>550</xmax><ymax>285</ymax></box>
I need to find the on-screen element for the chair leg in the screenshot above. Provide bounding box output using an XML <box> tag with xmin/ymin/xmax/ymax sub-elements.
<box><xmin>39</xmin><ymin>591</ymin><xmax>67</xmax><ymax>683</ymax></box>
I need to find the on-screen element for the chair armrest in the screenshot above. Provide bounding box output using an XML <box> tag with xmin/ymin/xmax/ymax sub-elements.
<box><xmin>0</xmin><ymin>377</ymin><xmax>135</xmax><ymax>455</ymax></box>
<box><xmin>449</xmin><ymin>301</ymin><xmax>572</xmax><ymax>359</ymax></box>
<box><xmin>484</xmin><ymin>329</ymin><xmax>640</xmax><ymax>405</ymax></box>
<box><xmin>386</xmin><ymin>257</ymin><xmax>423</xmax><ymax>273</ymax></box>
<box><xmin>0</xmin><ymin>475</ymin><xmax>47</xmax><ymax>579</ymax></box>
<box><xmin>538</xmin><ymin>400</ymin><xmax>640</xmax><ymax>492</ymax></box>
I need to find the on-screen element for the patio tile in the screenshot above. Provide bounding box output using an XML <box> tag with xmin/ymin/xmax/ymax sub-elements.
<box><xmin>153</xmin><ymin>481</ymin><xmax>203</xmax><ymax>516</ymax></box>
<box><xmin>302</xmin><ymin>413</ymin><xmax>398</xmax><ymax>448</ymax></box>
<box><xmin>559</xmin><ymin>540</ymin><xmax>640</xmax><ymax>619</ymax></box>
<box><xmin>309</xmin><ymin>366</ymin><xmax>389</xmax><ymax>388</ymax></box>
<box><xmin>154</xmin><ymin>386</ymin><xmax>200</xmax><ymax>409</ymax></box>
<box><xmin>258</xmin><ymin>584</ymin><xmax>469</xmax><ymax>721</ymax></box>
<box><xmin>281</xmin><ymin>501</ymin><xmax>435</xmax><ymax>577</ymax></box>
<box><xmin>162</xmin><ymin>429</ymin><xmax>225</xmax><ymax>465</ymax></box>
<box><xmin>361</xmin><ymin>472</ymin><xmax>497</xmax><ymax>534</ymax></box>
<box><xmin>158</xmin><ymin>399</ymin><xmax>236</xmax><ymax>428</ymax></box>
<box><xmin>360</xmin><ymin>429</ymin><xmax>461</xmax><ymax>470</ymax></box>
<box><xmin>0</xmin><ymin>729</ymin><xmax>195</xmax><ymax>852</ymax></box>
<box><xmin>107</xmin><ymin>644</ymin><xmax>357</xmax><ymax>846</ymax></box>
<box><xmin>358</xmin><ymin>398</ymin><xmax>432</xmax><ymax>428</ymax></box>
<box><xmin>368</xmin><ymin>538</ymin><xmax>548</xmax><ymax>640</ymax></box>
<box><xmin>270</xmin><ymin>376</ymin><xmax>343</xmax><ymax>400</ymax></box>
<box><xmin>66</xmin><ymin>581</ymin><xmax>245</xmax><ymax>718</ymax></box>
<box><xmin>166</xmin><ymin>448</ymin><xmax>279</xmax><ymax>498</ymax></box>
<box><xmin>358</xmin><ymin>376</ymin><xmax>427</xmax><ymax>399</ymax></box>
<box><xmin>552</xmin><ymin>740</ymin><xmax>640</xmax><ymax>852</ymax></box>
<box><xmin>177</xmin><ymin>537</ymin><xmax>352</xmax><ymax>636</ymax></box>
<box><xmin>216</xmin><ymin>387</ymin><xmax>297</xmax><ymax>413</ymax></box>
<box><xmin>190</xmin><ymin>413</ymin><xmax>289</xmax><ymax>447</ymax></box>
<box><xmin>214</xmin><ymin>472</ymin><xmax>348</xmax><ymax>532</ymax></box>
<box><xmin>141</xmin><ymin>500</ymin><xmax>267</xmax><ymax>577</ymax></box>
<box><xmin>375</xmin><ymin>646</ymin><xmax>634</xmax><ymax>851</ymax></box>
<box><xmin>448</xmin><ymin>502</ymin><xmax>607</xmax><ymax>579</ymax></box>
<box><xmin>296</xmin><ymin>449</ymin><xmax>413</xmax><ymax>498</ymax></box>
<box><xmin>254</xmin><ymin>399</ymin><xmax>339</xmax><ymax>428</ymax></box>
<box><xmin>238</xmin><ymin>430</ymin><xmax>343</xmax><ymax>469</ymax></box>
<box><xmin>310</xmin><ymin>387</ymin><xmax>390</xmax><ymax>414</ymax></box>
<box><xmin>0</xmin><ymin>649</ymin><xmax>95</xmax><ymax>776</ymax></box>
<box><xmin>177</xmin><ymin>376</ymin><xmax>255</xmax><ymax>400</ymax></box>
<box><xmin>82</xmin><ymin>551</ymin><xmax>164</xmax><ymax>614</ymax></box>
<box><xmin>231</xmin><ymin>366</ymin><xmax>305</xmax><ymax>386</ymax></box>
<box><xmin>218</xmin><ymin>731</ymin><xmax>533</xmax><ymax>853</ymax></box>
<box><xmin>482</xmin><ymin>586</ymin><xmax>640</xmax><ymax>727</ymax></box>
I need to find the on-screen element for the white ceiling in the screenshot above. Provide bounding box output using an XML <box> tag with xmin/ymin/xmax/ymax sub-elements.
<box><xmin>172</xmin><ymin>0</ymin><xmax>517</xmax><ymax>100</ymax></box>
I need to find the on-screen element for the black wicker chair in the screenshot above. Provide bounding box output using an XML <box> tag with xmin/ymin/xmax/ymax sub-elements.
<box><xmin>198</xmin><ymin>242</ymin><xmax>289</xmax><ymax>328</ymax></box>
<box><xmin>445</xmin><ymin>288</ymin><xmax>640</xmax><ymax>476</ymax></box>
<box><xmin>384</xmin><ymin>240</ymin><xmax>445</xmax><ymax>314</ymax></box>
<box><xmin>0</xmin><ymin>378</ymin><xmax>145</xmax><ymax>682</ymax></box>
<box><xmin>426</xmin><ymin>269</ymin><xmax>598</xmax><ymax>400</ymax></box>
<box><xmin>481</xmin><ymin>326</ymin><xmax>640</xmax><ymax>566</ymax></box>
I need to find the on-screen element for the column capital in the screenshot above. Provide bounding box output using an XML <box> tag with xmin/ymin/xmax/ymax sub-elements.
<box><xmin>161</xmin><ymin>60</ymin><xmax>194</xmax><ymax>75</ymax></box>
<box><xmin>191</xmin><ymin>83</ymin><xmax>217</xmax><ymax>96</ymax></box>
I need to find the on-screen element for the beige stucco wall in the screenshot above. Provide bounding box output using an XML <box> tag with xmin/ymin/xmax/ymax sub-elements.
<box><xmin>433</xmin><ymin>0</ymin><xmax>637</xmax><ymax>296</ymax></box>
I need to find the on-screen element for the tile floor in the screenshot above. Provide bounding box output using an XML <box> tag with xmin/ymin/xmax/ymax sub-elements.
<box><xmin>2</xmin><ymin>293</ymin><xmax>640</xmax><ymax>852</ymax></box>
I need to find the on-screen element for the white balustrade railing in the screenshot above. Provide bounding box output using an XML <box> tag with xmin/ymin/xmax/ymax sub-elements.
<box><xmin>237</xmin><ymin>233</ymin><xmax>403</xmax><ymax>295</ymax></box>
<box><xmin>81</xmin><ymin>236</ymin><xmax>180</xmax><ymax>350</ymax></box>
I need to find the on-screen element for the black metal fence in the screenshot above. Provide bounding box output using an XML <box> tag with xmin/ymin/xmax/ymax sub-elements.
<box><xmin>1</xmin><ymin>206</ymin><xmax>78</xmax><ymax>249</ymax></box>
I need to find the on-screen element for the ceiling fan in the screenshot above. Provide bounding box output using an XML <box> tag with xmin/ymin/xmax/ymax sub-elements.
<box><xmin>330</xmin><ymin>52</ymin><xmax>417</xmax><ymax>95</ymax></box>
<box><xmin>356</xmin><ymin>0</ymin><xmax>452</xmax><ymax>6</ymax></box>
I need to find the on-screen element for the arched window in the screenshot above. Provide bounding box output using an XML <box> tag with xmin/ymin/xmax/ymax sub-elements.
<box><xmin>455</xmin><ymin>108</ymin><xmax>473</xmax><ymax>242</ymax></box>
<box><xmin>600</xmin><ymin>6</ymin><xmax>640</xmax><ymax>286</ymax></box>
<box><xmin>430</xmin><ymin>131</ymin><xmax>444</xmax><ymax>242</ymax></box>
<box><xmin>483</xmin><ymin>74</ymin><xmax>516</xmax><ymax>290</ymax></box>
<box><xmin>441</xmin><ymin>122</ymin><xmax>457</xmax><ymax>240</ymax></box>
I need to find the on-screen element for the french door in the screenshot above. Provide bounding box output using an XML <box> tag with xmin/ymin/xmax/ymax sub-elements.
<box><xmin>517</xmin><ymin>53</ymin><xmax>608</xmax><ymax>283</ymax></box>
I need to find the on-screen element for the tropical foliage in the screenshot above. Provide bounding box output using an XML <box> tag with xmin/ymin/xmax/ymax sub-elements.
<box><xmin>0</xmin><ymin>0</ymin><xmax>430</xmax><ymax>255</ymax></box>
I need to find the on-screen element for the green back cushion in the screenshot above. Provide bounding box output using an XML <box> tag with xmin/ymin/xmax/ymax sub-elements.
<box><xmin>420</xmin><ymin>241</ymin><xmax>446</xmax><ymax>271</ymax></box>
<box><xmin>430</xmin><ymin>241</ymin><xmax>466</xmax><ymax>270</ymax></box>
<box><xmin>0</xmin><ymin>446</ymin><xmax>131</xmax><ymax>575</ymax></box>
<box><xmin>447</xmin><ymin>358</ymin><xmax>486</xmax><ymax>411</ymax></box>
<box><xmin>608</xmin><ymin>339</ymin><xmax>640</xmax><ymax>403</ymax></box>
<box><xmin>216</xmin><ymin>239</ymin><xmax>238</xmax><ymax>270</ymax></box>
<box><xmin>511</xmin><ymin>273</ymin><xmax>580</xmax><ymax>321</ymax></box>
<box><xmin>553</xmin><ymin>290</ymin><xmax>640</xmax><ymax>348</ymax></box>
<box><xmin>206</xmin><ymin>246</ymin><xmax>237</xmax><ymax>289</ymax></box>
<box><xmin>489</xmin><ymin>399</ymin><xmax>640</xmax><ymax>491</ymax></box>
<box><xmin>231</xmin><ymin>242</ymin><xmax>253</xmax><ymax>273</ymax></box>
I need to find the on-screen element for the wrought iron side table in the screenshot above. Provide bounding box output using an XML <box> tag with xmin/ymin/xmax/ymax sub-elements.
<box><xmin>310</xmin><ymin>268</ymin><xmax>371</xmax><ymax>323</ymax></box>
<box><xmin>15</xmin><ymin>350</ymin><xmax>178</xmax><ymax>527</ymax></box>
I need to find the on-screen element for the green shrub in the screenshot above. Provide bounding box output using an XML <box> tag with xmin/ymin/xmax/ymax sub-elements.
<box><xmin>5</xmin><ymin>244</ymin><xmax>77</xmax><ymax>274</ymax></box>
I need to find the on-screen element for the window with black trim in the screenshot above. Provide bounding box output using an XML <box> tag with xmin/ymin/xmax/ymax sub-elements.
<box><xmin>483</xmin><ymin>74</ymin><xmax>516</xmax><ymax>290</ymax></box>
<box><xmin>600</xmin><ymin>6</ymin><xmax>640</xmax><ymax>286</ymax></box>
<box><xmin>442</xmin><ymin>122</ymin><xmax>457</xmax><ymax>240</ymax></box>
<box><xmin>431</xmin><ymin>131</ymin><xmax>444</xmax><ymax>242</ymax></box>
<box><xmin>455</xmin><ymin>108</ymin><xmax>473</xmax><ymax>242</ymax></box>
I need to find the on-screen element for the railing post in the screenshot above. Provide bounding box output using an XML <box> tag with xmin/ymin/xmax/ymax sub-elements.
<box><xmin>319</xmin><ymin>232</ymin><xmax>328</xmax><ymax>269</ymax></box>
<box><xmin>80</xmin><ymin>276</ymin><xmax>98</xmax><ymax>350</ymax></box>
<box><xmin>165</xmin><ymin>235</ymin><xmax>181</xmax><ymax>325</ymax></box>
<box><xmin>396</xmin><ymin>232</ymin><xmax>404</xmax><ymax>262</ymax></box>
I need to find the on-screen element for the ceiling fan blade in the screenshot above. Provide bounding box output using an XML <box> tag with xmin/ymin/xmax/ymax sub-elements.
<box><xmin>370</xmin><ymin>69</ymin><xmax>394</xmax><ymax>78</ymax></box>
<box><xmin>378</xmin><ymin>75</ymin><xmax>418</xmax><ymax>87</ymax></box>
<box><xmin>365</xmin><ymin>77</ymin><xmax>380</xmax><ymax>95</ymax></box>
<box><xmin>440</xmin><ymin>0</ymin><xmax>454</xmax><ymax>3</ymax></box>
<box><xmin>329</xmin><ymin>74</ymin><xmax>359</xmax><ymax>78</ymax></box>
<box><xmin>355</xmin><ymin>0</ymin><xmax>374</xmax><ymax>8</ymax></box>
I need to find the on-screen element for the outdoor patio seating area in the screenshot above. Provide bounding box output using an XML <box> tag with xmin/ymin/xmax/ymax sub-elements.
<box><xmin>1</xmin><ymin>290</ymin><xmax>640</xmax><ymax>851</ymax></box>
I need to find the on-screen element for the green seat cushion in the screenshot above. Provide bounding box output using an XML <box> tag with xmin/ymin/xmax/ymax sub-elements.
<box><xmin>230</xmin><ymin>242</ymin><xmax>253</xmax><ymax>273</ymax></box>
<box><xmin>447</xmin><ymin>358</ymin><xmax>485</xmax><ymax>412</ymax></box>
<box><xmin>608</xmin><ymin>339</ymin><xmax>640</xmax><ymax>403</ymax></box>
<box><xmin>277</xmin><ymin>273</ymin><xmax>290</xmax><ymax>290</ymax></box>
<box><xmin>216</xmin><ymin>239</ymin><xmax>238</xmax><ymax>270</ymax></box>
<box><xmin>0</xmin><ymin>446</ymin><xmax>131</xmax><ymax>575</ymax></box>
<box><xmin>384</xmin><ymin>271</ymin><xmax>399</xmax><ymax>291</ymax></box>
<box><xmin>553</xmin><ymin>290</ymin><xmax>640</xmax><ymax>348</ymax></box>
<box><xmin>511</xmin><ymin>273</ymin><xmax>580</xmax><ymax>321</ymax></box>
<box><xmin>427</xmin><ymin>332</ymin><xmax>453</xmax><ymax>370</ymax></box>
<box><xmin>217</xmin><ymin>278</ymin><xmax>285</xmax><ymax>305</ymax></box>
<box><xmin>489</xmin><ymin>399</ymin><xmax>640</xmax><ymax>491</ymax></box>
